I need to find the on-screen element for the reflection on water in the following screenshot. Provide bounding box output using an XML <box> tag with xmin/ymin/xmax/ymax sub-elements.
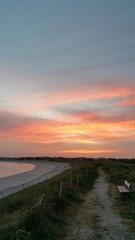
<box><xmin>0</xmin><ymin>162</ymin><xmax>35</xmax><ymax>178</ymax></box>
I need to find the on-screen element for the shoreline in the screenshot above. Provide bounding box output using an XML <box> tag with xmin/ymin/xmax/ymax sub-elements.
<box><xmin>0</xmin><ymin>161</ymin><xmax>69</xmax><ymax>198</ymax></box>
<box><xmin>0</xmin><ymin>161</ymin><xmax>36</xmax><ymax>179</ymax></box>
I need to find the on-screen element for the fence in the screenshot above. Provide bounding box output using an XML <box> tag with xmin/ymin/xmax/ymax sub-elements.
<box><xmin>0</xmin><ymin>173</ymin><xmax>83</xmax><ymax>231</ymax></box>
<box><xmin>0</xmin><ymin>163</ymin><xmax>70</xmax><ymax>199</ymax></box>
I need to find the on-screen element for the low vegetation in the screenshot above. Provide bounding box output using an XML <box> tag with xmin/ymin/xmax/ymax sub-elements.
<box><xmin>1</xmin><ymin>158</ymin><xmax>135</xmax><ymax>239</ymax></box>
<box><xmin>0</xmin><ymin>160</ymin><xmax>98</xmax><ymax>240</ymax></box>
<box><xmin>104</xmin><ymin>161</ymin><xmax>135</xmax><ymax>231</ymax></box>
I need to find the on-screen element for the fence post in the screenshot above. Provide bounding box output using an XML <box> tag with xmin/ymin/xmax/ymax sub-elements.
<box><xmin>59</xmin><ymin>181</ymin><xmax>63</xmax><ymax>197</ymax></box>
<box><xmin>77</xmin><ymin>175</ymin><xmax>79</xmax><ymax>186</ymax></box>
<box><xmin>38</xmin><ymin>194</ymin><xmax>46</xmax><ymax>207</ymax></box>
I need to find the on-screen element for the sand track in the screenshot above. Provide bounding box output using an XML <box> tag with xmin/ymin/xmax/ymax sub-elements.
<box><xmin>65</xmin><ymin>168</ymin><xmax>135</xmax><ymax>240</ymax></box>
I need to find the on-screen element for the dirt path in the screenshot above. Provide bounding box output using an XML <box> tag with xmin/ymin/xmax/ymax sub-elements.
<box><xmin>64</xmin><ymin>168</ymin><xmax>134</xmax><ymax>240</ymax></box>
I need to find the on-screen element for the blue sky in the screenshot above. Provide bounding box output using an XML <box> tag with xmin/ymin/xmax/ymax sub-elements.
<box><xmin>0</xmin><ymin>0</ymin><xmax>135</xmax><ymax>158</ymax></box>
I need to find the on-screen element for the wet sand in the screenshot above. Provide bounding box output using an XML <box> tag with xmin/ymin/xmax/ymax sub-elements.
<box><xmin>0</xmin><ymin>161</ymin><xmax>36</xmax><ymax>178</ymax></box>
<box><xmin>0</xmin><ymin>161</ymin><xmax>69</xmax><ymax>196</ymax></box>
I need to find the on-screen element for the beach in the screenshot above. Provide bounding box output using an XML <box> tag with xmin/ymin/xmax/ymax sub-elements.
<box><xmin>0</xmin><ymin>161</ymin><xmax>69</xmax><ymax>198</ymax></box>
<box><xmin>0</xmin><ymin>161</ymin><xmax>36</xmax><ymax>178</ymax></box>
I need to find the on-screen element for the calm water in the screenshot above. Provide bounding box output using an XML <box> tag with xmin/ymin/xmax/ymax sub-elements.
<box><xmin>0</xmin><ymin>161</ymin><xmax>35</xmax><ymax>178</ymax></box>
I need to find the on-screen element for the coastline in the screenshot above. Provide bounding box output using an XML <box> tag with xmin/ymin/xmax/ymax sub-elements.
<box><xmin>0</xmin><ymin>161</ymin><xmax>36</xmax><ymax>178</ymax></box>
<box><xmin>0</xmin><ymin>161</ymin><xmax>69</xmax><ymax>198</ymax></box>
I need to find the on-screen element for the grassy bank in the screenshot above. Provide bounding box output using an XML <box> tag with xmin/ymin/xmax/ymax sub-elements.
<box><xmin>104</xmin><ymin>162</ymin><xmax>135</xmax><ymax>231</ymax></box>
<box><xmin>0</xmin><ymin>160</ymin><xmax>98</xmax><ymax>240</ymax></box>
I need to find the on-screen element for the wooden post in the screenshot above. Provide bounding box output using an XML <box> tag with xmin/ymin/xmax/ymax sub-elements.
<box><xmin>77</xmin><ymin>175</ymin><xmax>79</xmax><ymax>186</ymax></box>
<box><xmin>59</xmin><ymin>181</ymin><xmax>63</xmax><ymax>197</ymax></box>
<box><xmin>38</xmin><ymin>194</ymin><xmax>46</xmax><ymax>207</ymax></box>
<box><xmin>70</xmin><ymin>178</ymin><xmax>72</xmax><ymax>184</ymax></box>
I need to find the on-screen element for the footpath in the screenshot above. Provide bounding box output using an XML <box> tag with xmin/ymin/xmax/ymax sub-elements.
<box><xmin>64</xmin><ymin>168</ymin><xmax>135</xmax><ymax>240</ymax></box>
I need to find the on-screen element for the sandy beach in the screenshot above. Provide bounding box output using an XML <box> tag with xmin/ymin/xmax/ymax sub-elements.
<box><xmin>0</xmin><ymin>161</ymin><xmax>36</xmax><ymax>178</ymax></box>
<box><xmin>0</xmin><ymin>161</ymin><xmax>69</xmax><ymax>198</ymax></box>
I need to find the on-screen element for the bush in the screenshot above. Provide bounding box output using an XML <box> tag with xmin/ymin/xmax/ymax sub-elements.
<box><xmin>64</xmin><ymin>184</ymin><xmax>81</xmax><ymax>202</ymax></box>
<box><xmin>11</xmin><ymin>229</ymin><xmax>31</xmax><ymax>240</ymax></box>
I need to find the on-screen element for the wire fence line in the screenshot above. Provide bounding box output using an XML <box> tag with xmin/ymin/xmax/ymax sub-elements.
<box><xmin>0</xmin><ymin>201</ymin><xmax>39</xmax><ymax>230</ymax></box>
<box><xmin>0</xmin><ymin>173</ymin><xmax>81</xmax><ymax>231</ymax></box>
<box><xmin>0</xmin><ymin>163</ymin><xmax>70</xmax><ymax>199</ymax></box>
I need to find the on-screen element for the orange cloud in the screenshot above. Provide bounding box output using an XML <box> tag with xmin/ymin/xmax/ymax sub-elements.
<box><xmin>35</xmin><ymin>87</ymin><xmax>135</xmax><ymax>118</ymax></box>
<box><xmin>1</xmin><ymin>80</ymin><xmax>135</xmax><ymax>157</ymax></box>
<box><xmin>119</xmin><ymin>97</ymin><xmax>135</xmax><ymax>107</ymax></box>
<box><xmin>0</xmin><ymin>117</ymin><xmax>135</xmax><ymax>157</ymax></box>
<box><xmin>61</xmin><ymin>149</ymin><xmax>118</xmax><ymax>154</ymax></box>
<box><xmin>3</xmin><ymin>83</ymin><xmax>135</xmax><ymax>117</ymax></box>
<box><xmin>1</xmin><ymin>116</ymin><xmax>134</xmax><ymax>148</ymax></box>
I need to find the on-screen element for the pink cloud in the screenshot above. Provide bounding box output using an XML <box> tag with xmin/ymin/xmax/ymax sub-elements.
<box><xmin>0</xmin><ymin>79</ymin><xmax>135</xmax><ymax>158</ymax></box>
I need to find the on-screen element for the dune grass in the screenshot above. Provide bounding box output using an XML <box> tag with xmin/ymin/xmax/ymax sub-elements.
<box><xmin>0</xmin><ymin>160</ymin><xmax>98</xmax><ymax>240</ymax></box>
<box><xmin>104</xmin><ymin>161</ymin><xmax>135</xmax><ymax>231</ymax></box>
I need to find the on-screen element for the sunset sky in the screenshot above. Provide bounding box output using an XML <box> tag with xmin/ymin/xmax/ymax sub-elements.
<box><xmin>0</xmin><ymin>0</ymin><xmax>135</xmax><ymax>158</ymax></box>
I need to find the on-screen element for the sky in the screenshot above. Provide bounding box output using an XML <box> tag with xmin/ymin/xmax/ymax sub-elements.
<box><xmin>0</xmin><ymin>0</ymin><xmax>135</xmax><ymax>158</ymax></box>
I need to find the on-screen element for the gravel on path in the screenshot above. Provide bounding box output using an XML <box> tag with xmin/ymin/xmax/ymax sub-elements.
<box><xmin>64</xmin><ymin>168</ymin><xmax>135</xmax><ymax>240</ymax></box>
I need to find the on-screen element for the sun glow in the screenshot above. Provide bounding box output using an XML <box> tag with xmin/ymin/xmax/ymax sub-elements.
<box><xmin>61</xmin><ymin>149</ymin><xmax>118</xmax><ymax>154</ymax></box>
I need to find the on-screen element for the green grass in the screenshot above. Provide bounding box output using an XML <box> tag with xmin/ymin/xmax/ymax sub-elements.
<box><xmin>104</xmin><ymin>161</ymin><xmax>135</xmax><ymax>231</ymax></box>
<box><xmin>0</xmin><ymin>160</ymin><xmax>98</xmax><ymax>240</ymax></box>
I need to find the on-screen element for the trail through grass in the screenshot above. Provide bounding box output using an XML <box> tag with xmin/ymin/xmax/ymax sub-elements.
<box><xmin>64</xmin><ymin>167</ymin><xmax>135</xmax><ymax>240</ymax></box>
